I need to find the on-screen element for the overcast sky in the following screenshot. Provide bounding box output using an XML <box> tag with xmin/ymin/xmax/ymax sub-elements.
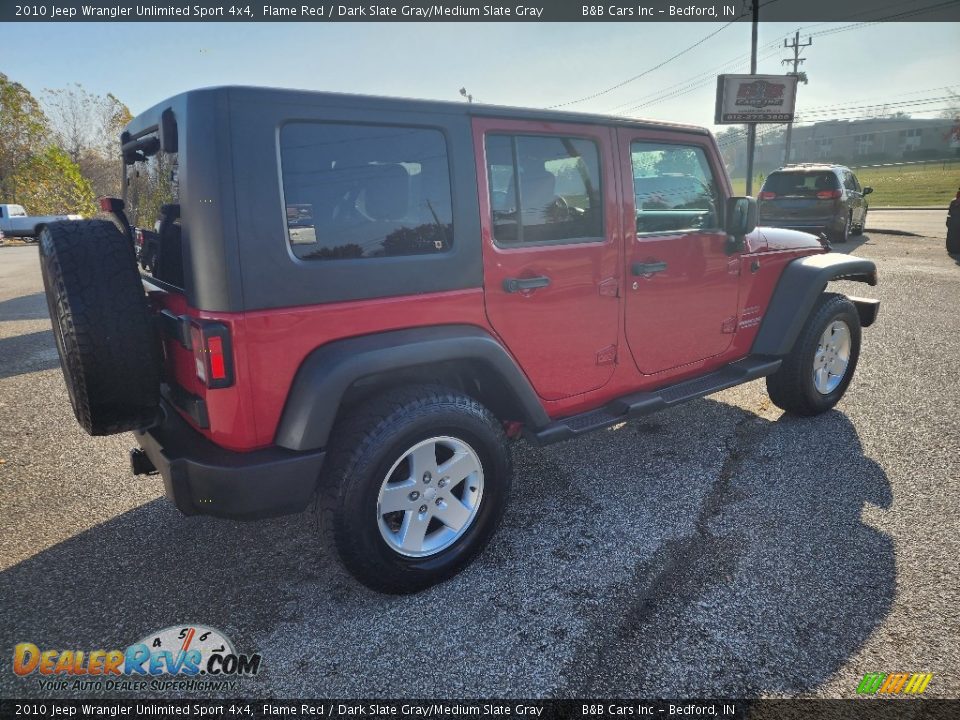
<box><xmin>4</xmin><ymin>21</ymin><xmax>958</xmax><ymax>132</ymax></box>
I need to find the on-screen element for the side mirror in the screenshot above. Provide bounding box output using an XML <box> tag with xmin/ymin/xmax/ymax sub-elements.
<box><xmin>725</xmin><ymin>196</ymin><xmax>758</xmax><ymax>237</ymax></box>
<box><xmin>862</xmin><ymin>186</ymin><xmax>874</xmax><ymax>196</ymax></box>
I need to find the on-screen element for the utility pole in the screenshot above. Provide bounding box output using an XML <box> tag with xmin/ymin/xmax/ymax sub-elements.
<box><xmin>781</xmin><ymin>30</ymin><xmax>812</xmax><ymax>165</ymax></box>
<box><xmin>745</xmin><ymin>0</ymin><xmax>759</xmax><ymax>196</ymax></box>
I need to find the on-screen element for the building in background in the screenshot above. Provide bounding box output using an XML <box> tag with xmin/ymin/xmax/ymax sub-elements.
<box><xmin>723</xmin><ymin>116</ymin><xmax>959</xmax><ymax>177</ymax></box>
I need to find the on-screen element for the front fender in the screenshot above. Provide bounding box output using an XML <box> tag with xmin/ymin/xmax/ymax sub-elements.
<box><xmin>752</xmin><ymin>253</ymin><xmax>878</xmax><ymax>357</ymax></box>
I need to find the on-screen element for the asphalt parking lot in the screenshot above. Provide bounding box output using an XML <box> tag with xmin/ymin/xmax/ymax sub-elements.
<box><xmin>1</xmin><ymin>225</ymin><xmax>958</xmax><ymax>700</ymax></box>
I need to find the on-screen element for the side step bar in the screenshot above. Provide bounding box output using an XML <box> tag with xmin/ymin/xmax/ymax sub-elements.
<box><xmin>530</xmin><ymin>356</ymin><xmax>782</xmax><ymax>446</ymax></box>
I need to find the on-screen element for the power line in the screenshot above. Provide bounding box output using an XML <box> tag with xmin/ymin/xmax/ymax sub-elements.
<box><xmin>547</xmin><ymin>0</ymin><xmax>796</xmax><ymax>110</ymax></box>
<box><xmin>609</xmin><ymin>0</ymin><xmax>956</xmax><ymax>117</ymax></box>
<box><xmin>781</xmin><ymin>30</ymin><xmax>812</xmax><ymax>164</ymax></box>
<box><xmin>546</xmin><ymin>17</ymin><xmax>745</xmax><ymax>109</ymax></box>
<box><xmin>612</xmin><ymin>47</ymin><xmax>783</xmax><ymax>114</ymax></box>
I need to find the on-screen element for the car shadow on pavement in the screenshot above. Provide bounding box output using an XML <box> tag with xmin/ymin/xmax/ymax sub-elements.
<box><xmin>556</xmin><ymin>403</ymin><xmax>894</xmax><ymax>697</ymax></box>
<box><xmin>0</xmin><ymin>330</ymin><xmax>60</xmax><ymax>380</ymax></box>
<box><xmin>833</xmin><ymin>233</ymin><xmax>874</xmax><ymax>255</ymax></box>
<box><xmin>0</xmin><ymin>292</ymin><xmax>49</xmax><ymax>322</ymax></box>
<box><xmin>0</xmin><ymin>397</ymin><xmax>894</xmax><ymax>698</ymax></box>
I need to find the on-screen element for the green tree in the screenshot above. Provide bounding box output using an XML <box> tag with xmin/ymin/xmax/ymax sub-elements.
<box><xmin>0</xmin><ymin>73</ymin><xmax>50</xmax><ymax>200</ymax></box>
<box><xmin>15</xmin><ymin>145</ymin><xmax>97</xmax><ymax>217</ymax></box>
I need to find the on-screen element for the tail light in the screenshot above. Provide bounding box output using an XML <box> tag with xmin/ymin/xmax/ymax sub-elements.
<box><xmin>758</xmin><ymin>191</ymin><xmax>777</xmax><ymax>200</ymax></box>
<box><xmin>189</xmin><ymin>321</ymin><xmax>234</xmax><ymax>389</ymax></box>
<box><xmin>134</xmin><ymin>228</ymin><xmax>144</xmax><ymax>249</ymax></box>
<box><xmin>817</xmin><ymin>190</ymin><xmax>842</xmax><ymax>200</ymax></box>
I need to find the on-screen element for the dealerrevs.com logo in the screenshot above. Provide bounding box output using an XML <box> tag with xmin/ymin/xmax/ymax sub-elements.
<box><xmin>12</xmin><ymin>625</ymin><xmax>261</xmax><ymax>693</ymax></box>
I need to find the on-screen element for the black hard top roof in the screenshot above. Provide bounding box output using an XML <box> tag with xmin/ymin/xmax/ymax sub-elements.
<box><xmin>126</xmin><ymin>85</ymin><xmax>712</xmax><ymax>139</ymax></box>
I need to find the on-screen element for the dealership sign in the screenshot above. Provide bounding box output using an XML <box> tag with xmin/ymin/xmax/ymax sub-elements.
<box><xmin>715</xmin><ymin>74</ymin><xmax>799</xmax><ymax>124</ymax></box>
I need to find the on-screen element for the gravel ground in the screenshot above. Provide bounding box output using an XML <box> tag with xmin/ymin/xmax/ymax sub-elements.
<box><xmin>0</xmin><ymin>233</ymin><xmax>957</xmax><ymax>700</ymax></box>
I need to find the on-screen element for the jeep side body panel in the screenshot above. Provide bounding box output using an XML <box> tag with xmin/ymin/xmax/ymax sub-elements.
<box><xmin>108</xmin><ymin>87</ymin><xmax>878</xmax><ymax>528</ymax></box>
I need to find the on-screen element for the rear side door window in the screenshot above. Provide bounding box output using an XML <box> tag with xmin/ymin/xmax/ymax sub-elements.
<box><xmin>279</xmin><ymin>123</ymin><xmax>453</xmax><ymax>261</ymax></box>
<box><xmin>630</xmin><ymin>142</ymin><xmax>720</xmax><ymax>234</ymax></box>
<box><xmin>485</xmin><ymin>134</ymin><xmax>603</xmax><ymax>245</ymax></box>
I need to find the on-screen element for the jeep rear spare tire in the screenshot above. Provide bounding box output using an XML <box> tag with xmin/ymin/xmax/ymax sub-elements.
<box><xmin>39</xmin><ymin>220</ymin><xmax>161</xmax><ymax>435</ymax></box>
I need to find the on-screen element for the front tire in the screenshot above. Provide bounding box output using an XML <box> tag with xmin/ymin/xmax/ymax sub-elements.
<box><xmin>766</xmin><ymin>293</ymin><xmax>862</xmax><ymax>416</ymax></box>
<box><xmin>318</xmin><ymin>385</ymin><xmax>512</xmax><ymax>593</ymax></box>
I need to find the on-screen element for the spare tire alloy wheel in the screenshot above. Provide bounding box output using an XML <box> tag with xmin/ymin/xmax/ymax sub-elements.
<box><xmin>377</xmin><ymin>436</ymin><xmax>484</xmax><ymax>557</ymax></box>
<box><xmin>38</xmin><ymin>220</ymin><xmax>162</xmax><ymax>436</ymax></box>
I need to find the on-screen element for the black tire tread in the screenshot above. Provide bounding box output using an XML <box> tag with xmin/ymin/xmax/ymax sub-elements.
<box><xmin>766</xmin><ymin>292</ymin><xmax>861</xmax><ymax>416</ymax></box>
<box><xmin>318</xmin><ymin>384</ymin><xmax>511</xmax><ymax>593</ymax></box>
<box><xmin>39</xmin><ymin>220</ymin><xmax>161</xmax><ymax>435</ymax></box>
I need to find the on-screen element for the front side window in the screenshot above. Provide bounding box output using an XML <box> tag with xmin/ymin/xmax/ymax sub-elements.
<box><xmin>485</xmin><ymin>134</ymin><xmax>603</xmax><ymax>245</ymax></box>
<box><xmin>279</xmin><ymin>123</ymin><xmax>453</xmax><ymax>261</ymax></box>
<box><xmin>631</xmin><ymin>142</ymin><xmax>719</xmax><ymax>234</ymax></box>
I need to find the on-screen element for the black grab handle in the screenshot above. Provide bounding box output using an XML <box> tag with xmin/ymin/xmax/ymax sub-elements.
<box><xmin>503</xmin><ymin>276</ymin><xmax>551</xmax><ymax>293</ymax></box>
<box><xmin>632</xmin><ymin>261</ymin><xmax>668</xmax><ymax>276</ymax></box>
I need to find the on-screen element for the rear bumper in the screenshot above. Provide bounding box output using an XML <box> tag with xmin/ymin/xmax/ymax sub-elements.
<box><xmin>133</xmin><ymin>402</ymin><xmax>325</xmax><ymax>520</ymax></box>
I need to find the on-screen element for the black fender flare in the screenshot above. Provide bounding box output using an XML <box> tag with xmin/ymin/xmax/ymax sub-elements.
<box><xmin>751</xmin><ymin>252</ymin><xmax>878</xmax><ymax>357</ymax></box>
<box><xmin>274</xmin><ymin>325</ymin><xmax>549</xmax><ymax>451</ymax></box>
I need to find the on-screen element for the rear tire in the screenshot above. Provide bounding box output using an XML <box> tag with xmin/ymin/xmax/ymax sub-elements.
<box><xmin>947</xmin><ymin>220</ymin><xmax>960</xmax><ymax>254</ymax></box>
<box><xmin>39</xmin><ymin>220</ymin><xmax>161</xmax><ymax>435</ymax></box>
<box><xmin>852</xmin><ymin>209</ymin><xmax>866</xmax><ymax>236</ymax></box>
<box><xmin>832</xmin><ymin>214</ymin><xmax>851</xmax><ymax>243</ymax></box>
<box><xmin>318</xmin><ymin>385</ymin><xmax>512</xmax><ymax>593</ymax></box>
<box><xmin>766</xmin><ymin>293</ymin><xmax>861</xmax><ymax>416</ymax></box>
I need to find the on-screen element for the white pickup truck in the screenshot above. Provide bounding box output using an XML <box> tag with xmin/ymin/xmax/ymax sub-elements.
<box><xmin>0</xmin><ymin>204</ymin><xmax>83</xmax><ymax>239</ymax></box>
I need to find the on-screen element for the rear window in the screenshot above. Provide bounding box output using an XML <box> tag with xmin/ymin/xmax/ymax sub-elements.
<box><xmin>279</xmin><ymin>123</ymin><xmax>454</xmax><ymax>261</ymax></box>
<box><xmin>762</xmin><ymin>171</ymin><xmax>839</xmax><ymax>195</ymax></box>
<box><xmin>124</xmin><ymin>134</ymin><xmax>182</xmax><ymax>288</ymax></box>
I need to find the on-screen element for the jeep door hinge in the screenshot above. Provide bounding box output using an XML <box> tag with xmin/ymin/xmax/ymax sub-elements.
<box><xmin>596</xmin><ymin>344</ymin><xmax>618</xmax><ymax>366</ymax></box>
<box><xmin>598</xmin><ymin>277</ymin><xmax>619</xmax><ymax>298</ymax></box>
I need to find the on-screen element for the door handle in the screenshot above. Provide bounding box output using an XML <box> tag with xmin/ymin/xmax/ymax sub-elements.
<box><xmin>632</xmin><ymin>261</ymin><xmax>668</xmax><ymax>276</ymax></box>
<box><xmin>503</xmin><ymin>276</ymin><xmax>550</xmax><ymax>293</ymax></box>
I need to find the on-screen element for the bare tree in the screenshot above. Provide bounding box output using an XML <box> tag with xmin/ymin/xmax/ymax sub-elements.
<box><xmin>43</xmin><ymin>84</ymin><xmax>132</xmax><ymax>197</ymax></box>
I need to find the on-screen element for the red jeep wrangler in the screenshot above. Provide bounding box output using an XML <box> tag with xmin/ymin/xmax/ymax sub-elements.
<box><xmin>38</xmin><ymin>87</ymin><xmax>879</xmax><ymax>593</ymax></box>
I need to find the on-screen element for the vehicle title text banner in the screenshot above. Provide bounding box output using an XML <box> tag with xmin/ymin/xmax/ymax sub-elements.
<box><xmin>4</xmin><ymin>0</ymin><xmax>960</xmax><ymax>22</ymax></box>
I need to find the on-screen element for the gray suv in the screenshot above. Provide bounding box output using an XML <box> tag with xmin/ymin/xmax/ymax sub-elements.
<box><xmin>758</xmin><ymin>164</ymin><xmax>872</xmax><ymax>243</ymax></box>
